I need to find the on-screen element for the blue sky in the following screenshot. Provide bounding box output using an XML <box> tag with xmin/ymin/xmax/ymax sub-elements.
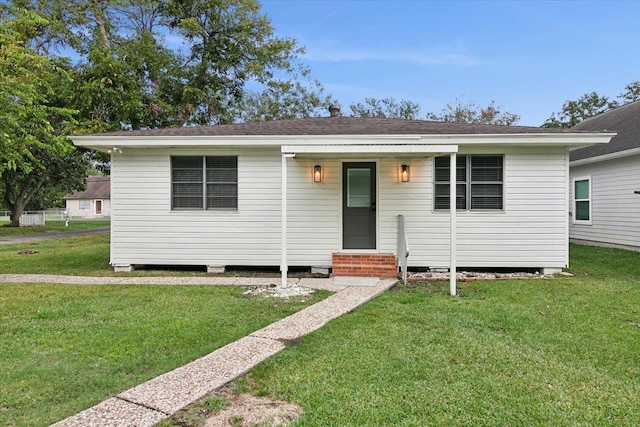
<box><xmin>259</xmin><ymin>0</ymin><xmax>640</xmax><ymax>126</ymax></box>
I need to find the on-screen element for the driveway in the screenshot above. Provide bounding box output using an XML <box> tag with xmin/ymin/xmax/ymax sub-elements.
<box><xmin>0</xmin><ymin>227</ymin><xmax>110</xmax><ymax>245</ymax></box>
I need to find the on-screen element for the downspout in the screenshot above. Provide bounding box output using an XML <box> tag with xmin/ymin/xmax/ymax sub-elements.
<box><xmin>450</xmin><ymin>153</ymin><xmax>457</xmax><ymax>296</ymax></box>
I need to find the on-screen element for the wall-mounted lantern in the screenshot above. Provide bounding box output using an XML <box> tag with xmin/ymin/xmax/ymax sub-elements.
<box><xmin>400</xmin><ymin>164</ymin><xmax>410</xmax><ymax>182</ymax></box>
<box><xmin>313</xmin><ymin>165</ymin><xmax>322</xmax><ymax>183</ymax></box>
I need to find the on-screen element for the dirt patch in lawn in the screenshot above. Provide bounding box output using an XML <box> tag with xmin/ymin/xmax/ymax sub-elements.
<box><xmin>205</xmin><ymin>386</ymin><xmax>300</xmax><ymax>427</ymax></box>
<box><xmin>164</xmin><ymin>384</ymin><xmax>300</xmax><ymax>427</ymax></box>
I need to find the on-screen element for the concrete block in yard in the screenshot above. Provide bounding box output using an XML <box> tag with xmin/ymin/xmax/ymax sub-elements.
<box><xmin>113</xmin><ymin>264</ymin><xmax>133</xmax><ymax>273</ymax></box>
<box><xmin>311</xmin><ymin>266</ymin><xmax>330</xmax><ymax>275</ymax></box>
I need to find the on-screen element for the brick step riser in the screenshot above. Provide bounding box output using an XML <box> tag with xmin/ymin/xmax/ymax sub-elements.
<box><xmin>332</xmin><ymin>253</ymin><xmax>398</xmax><ymax>278</ymax></box>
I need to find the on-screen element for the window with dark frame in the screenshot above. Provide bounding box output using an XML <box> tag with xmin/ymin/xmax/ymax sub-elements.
<box><xmin>434</xmin><ymin>155</ymin><xmax>503</xmax><ymax>210</ymax></box>
<box><xmin>171</xmin><ymin>156</ymin><xmax>238</xmax><ymax>210</ymax></box>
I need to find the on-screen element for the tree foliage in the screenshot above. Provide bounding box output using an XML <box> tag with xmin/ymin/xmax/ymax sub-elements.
<box><xmin>348</xmin><ymin>97</ymin><xmax>421</xmax><ymax>119</ymax></box>
<box><xmin>0</xmin><ymin>8</ymin><xmax>87</xmax><ymax>226</ymax></box>
<box><xmin>9</xmin><ymin>0</ymin><xmax>329</xmax><ymax>129</ymax></box>
<box><xmin>620</xmin><ymin>81</ymin><xmax>640</xmax><ymax>104</ymax></box>
<box><xmin>426</xmin><ymin>98</ymin><xmax>520</xmax><ymax>125</ymax></box>
<box><xmin>1</xmin><ymin>0</ymin><xmax>329</xmax><ymax>224</ymax></box>
<box><xmin>542</xmin><ymin>92</ymin><xmax>618</xmax><ymax>128</ymax></box>
<box><xmin>237</xmin><ymin>78</ymin><xmax>331</xmax><ymax>122</ymax></box>
<box><xmin>542</xmin><ymin>81</ymin><xmax>640</xmax><ymax>128</ymax></box>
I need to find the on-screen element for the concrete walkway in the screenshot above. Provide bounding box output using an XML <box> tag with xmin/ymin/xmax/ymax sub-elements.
<box><xmin>0</xmin><ymin>274</ymin><xmax>396</xmax><ymax>427</ymax></box>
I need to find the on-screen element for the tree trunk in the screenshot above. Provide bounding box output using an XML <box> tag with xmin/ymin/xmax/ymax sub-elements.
<box><xmin>92</xmin><ymin>0</ymin><xmax>111</xmax><ymax>49</ymax></box>
<box><xmin>9</xmin><ymin>200</ymin><xmax>26</xmax><ymax>227</ymax></box>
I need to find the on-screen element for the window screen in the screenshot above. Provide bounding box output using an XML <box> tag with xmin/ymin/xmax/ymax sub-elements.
<box><xmin>434</xmin><ymin>155</ymin><xmax>503</xmax><ymax>211</ymax></box>
<box><xmin>172</xmin><ymin>156</ymin><xmax>238</xmax><ymax>210</ymax></box>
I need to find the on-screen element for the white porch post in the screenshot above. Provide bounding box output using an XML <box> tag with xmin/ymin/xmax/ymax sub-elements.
<box><xmin>281</xmin><ymin>153</ymin><xmax>292</xmax><ymax>288</ymax></box>
<box><xmin>450</xmin><ymin>153</ymin><xmax>457</xmax><ymax>296</ymax></box>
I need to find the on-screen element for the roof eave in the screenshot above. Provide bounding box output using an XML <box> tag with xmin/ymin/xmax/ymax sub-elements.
<box><xmin>570</xmin><ymin>146</ymin><xmax>640</xmax><ymax>167</ymax></box>
<box><xmin>70</xmin><ymin>132</ymin><xmax>616</xmax><ymax>153</ymax></box>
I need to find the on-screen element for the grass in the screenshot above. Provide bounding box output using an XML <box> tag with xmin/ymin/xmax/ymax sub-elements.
<box><xmin>3</xmin><ymin>234</ymin><xmax>639</xmax><ymax>426</ymax></box>
<box><xmin>0</xmin><ymin>234</ymin><xmax>326</xmax><ymax>277</ymax></box>
<box><xmin>0</xmin><ymin>219</ymin><xmax>110</xmax><ymax>236</ymax></box>
<box><xmin>0</xmin><ymin>283</ymin><xmax>329</xmax><ymax>427</ymax></box>
<box><xmin>0</xmin><ymin>234</ymin><xmax>113</xmax><ymax>275</ymax></box>
<box><xmin>218</xmin><ymin>243</ymin><xmax>639</xmax><ymax>426</ymax></box>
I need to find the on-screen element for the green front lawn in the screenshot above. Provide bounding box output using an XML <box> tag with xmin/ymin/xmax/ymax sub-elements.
<box><xmin>231</xmin><ymin>244</ymin><xmax>639</xmax><ymax>426</ymax></box>
<box><xmin>0</xmin><ymin>234</ymin><xmax>112</xmax><ymax>275</ymax></box>
<box><xmin>0</xmin><ymin>284</ymin><xmax>329</xmax><ymax>427</ymax></box>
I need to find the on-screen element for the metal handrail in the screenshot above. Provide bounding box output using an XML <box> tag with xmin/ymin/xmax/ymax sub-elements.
<box><xmin>397</xmin><ymin>215</ymin><xmax>410</xmax><ymax>285</ymax></box>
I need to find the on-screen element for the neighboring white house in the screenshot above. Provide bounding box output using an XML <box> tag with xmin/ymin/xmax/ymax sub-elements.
<box><xmin>64</xmin><ymin>176</ymin><xmax>111</xmax><ymax>218</ymax></box>
<box><xmin>70</xmin><ymin>106</ymin><xmax>612</xmax><ymax>289</ymax></box>
<box><xmin>569</xmin><ymin>100</ymin><xmax>640</xmax><ymax>251</ymax></box>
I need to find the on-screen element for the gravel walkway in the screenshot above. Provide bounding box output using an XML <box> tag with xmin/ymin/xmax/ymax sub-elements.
<box><xmin>16</xmin><ymin>274</ymin><xmax>396</xmax><ymax>427</ymax></box>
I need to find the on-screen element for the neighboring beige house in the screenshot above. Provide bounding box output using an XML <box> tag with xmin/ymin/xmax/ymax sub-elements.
<box><xmin>70</xmin><ymin>106</ymin><xmax>612</xmax><ymax>291</ymax></box>
<box><xmin>569</xmin><ymin>100</ymin><xmax>640</xmax><ymax>251</ymax></box>
<box><xmin>64</xmin><ymin>176</ymin><xmax>111</xmax><ymax>218</ymax></box>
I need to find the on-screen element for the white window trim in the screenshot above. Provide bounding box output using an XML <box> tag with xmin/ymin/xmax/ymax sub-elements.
<box><xmin>572</xmin><ymin>176</ymin><xmax>592</xmax><ymax>225</ymax></box>
<box><xmin>79</xmin><ymin>200</ymin><xmax>91</xmax><ymax>210</ymax></box>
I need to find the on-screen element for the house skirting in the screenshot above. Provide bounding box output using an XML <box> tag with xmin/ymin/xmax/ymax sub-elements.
<box><xmin>332</xmin><ymin>253</ymin><xmax>397</xmax><ymax>278</ymax></box>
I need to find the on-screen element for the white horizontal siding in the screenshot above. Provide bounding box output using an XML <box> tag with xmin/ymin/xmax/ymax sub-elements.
<box><xmin>287</xmin><ymin>158</ymin><xmax>340</xmax><ymax>266</ymax></box>
<box><xmin>111</xmin><ymin>148</ymin><xmax>283</xmax><ymax>266</ymax></box>
<box><xmin>379</xmin><ymin>147</ymin><xmax>569</xmax><ymax>269</ymax></box>
<box><xmin>570</xmin><ymin>154</ymin><xmax>640</xmax><ymax>248</ymax></box>
<box><xmin>111</xmin><ymin>145</ymin><xmax>570</xmax><ymax>270</ymax></box>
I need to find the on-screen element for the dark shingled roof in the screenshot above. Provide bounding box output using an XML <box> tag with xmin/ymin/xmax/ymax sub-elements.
<box><xmin>90</xmin><ymin>117</ymin><xmax>590</xmax><ymax>137</ymax></box>
<box><xmin>570</xmin><ymin>100</ymin><xmax>640</xmax><ymax>161</ymax></box>
<box><xmin>64</xmin><ymin>176</ymin><xmax>110</xmax><ymax>200</ymax></box>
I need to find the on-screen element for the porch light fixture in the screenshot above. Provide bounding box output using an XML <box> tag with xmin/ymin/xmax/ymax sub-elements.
<box><xmin>108</xmin><ymin>147</ymin><xmax>122</xmax><ymax>154</ymax></box>
<box><xmin>313</xmin><ymin>165</ymin><xmax>322</xmax><ymax>183</ymax></box>
<box><xmin>400</xmin><ymin>164</ymin><xmax>410</xmax><ymax>182</ymax></box>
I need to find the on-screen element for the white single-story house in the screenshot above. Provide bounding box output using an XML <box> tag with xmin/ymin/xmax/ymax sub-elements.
<box><xmin>569</xmin><ymin>100</ymin><xmax>640</xmax><ymax>251</ymax></box>
<box><xmin>70</xmin><ymin>106</ymin><xmax>613</xmax><ymax>294</ymax></box>
<box><xmin>64</xmin><ymin>176</ymin><xmax>111</xmax><ymax>218</ymax></box>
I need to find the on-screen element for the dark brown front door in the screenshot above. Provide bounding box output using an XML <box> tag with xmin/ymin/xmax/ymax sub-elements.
<box><xmin>342</xmin><ymin>162</ymin><xmax>376</xmax><ymax>249</ymax></box>
<box><xmin>95</xmin><ymin>200</ymin><xmax>102</xmax><ymax>215</ymax></box>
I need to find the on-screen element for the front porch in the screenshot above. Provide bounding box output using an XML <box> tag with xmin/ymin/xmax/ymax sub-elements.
<box><xmin>279</xmin><ymin>142</ymin><xmax>460</xmax><ymax>295</ymax></box>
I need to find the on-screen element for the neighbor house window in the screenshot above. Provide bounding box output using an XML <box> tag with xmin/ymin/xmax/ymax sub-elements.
<box><xmin>434</xmin><ymin>155</ymin><xmax>503</xmax><ymax>210</ymax></box>
<box><xmin>572</xmin><ymin>177</ymin><xmax>591</xmax><ymax>224</ymax></box>
<box><xmin>171</xmin><ymin>156</ymin><xmax>238</xmax><ymax>210</ymax></box>
<box><xmin>79</xmin><ymin>200</ymin><xmax>90</xmax><ymax>210</ymax></box>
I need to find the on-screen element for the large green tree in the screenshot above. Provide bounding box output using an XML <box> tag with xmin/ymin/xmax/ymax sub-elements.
<box><xmin>0</xmin><ymin>9</ymin><xmax>87</xmax><ymax>226</ymax></box>
<box><xmin>2</xmin><ymin>0</ymin><xmax>329</xmax><ymax>224</ymax></box>
<box><xmin>10</xmin><ymin>0</ymin><xmax>328</xmax><ymax>129</ymax></box>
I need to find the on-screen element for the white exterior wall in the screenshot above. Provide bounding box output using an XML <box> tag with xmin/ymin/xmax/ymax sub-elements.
<box><xmin>111</xmin><ymin>148</ymin><xmax>282</xmax><ymax>266</ymax></box>
<box><xmin>569</xmin><ymin>154</ymin><xmax>640</xmax><ymax>249</ymax></box>
<box><xmin>379</xmin><ymin>146</ymin><xmax>569</xmax><ymax>269</ymax></box>
<box><xmin>111</xmin><ymin>145</ymin><xmax>569</xmax><ymax>269</ymax></box>
<box><xmin>65</xmin><ymin>199</ymin><xmax>111</xmax><ymax>218</ymax></box>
